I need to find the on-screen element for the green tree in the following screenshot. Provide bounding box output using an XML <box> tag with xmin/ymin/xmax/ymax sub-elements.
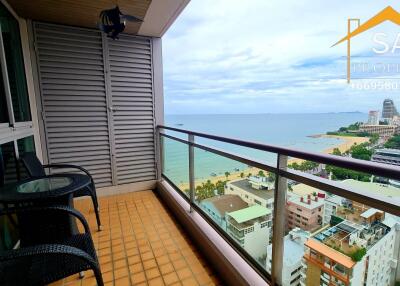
<box><xmin>215</xmin><ymin>180</ymin><xmax>226</xmax><ymax>195</ymax></box>
<box><xmin>258</xmin><ymin>170</ymin><xmax>265</xmax><ymax>177</ymax></box>
<box><xmin>349</xmin><ymin>248</ymin><xmax>367</xmax><ymax>262</ymax></box>
<box><xmin>369</xmin><ymin>134</ymin><xmax>379</xmax><ymax>145</ymax></box>
<box><xmin>247</xmin><ymin>173</ymin><xmax>252</xmax><ymax>178</ymax></box>
<box><xmin>326</xmin><ymin>165</ymin><xmax>371</xmax><ymax>182</ymax></box>
<box><xmin>384</xmin><ymin>135</ymin><xmax>400</xmax><ymax>149</ymax></box>
<box><xmin>289</xmin><ymin>161</ymin><xmax>318</xmax><ymax>171</ymax></box>
<box><xmin>267</xmin><ymin>172</ymin><xmax>275</xmax><ymax>182</ymax></box>
<box><xmin>331</xmin><ymin>148</ymin><xmax>342</xmax><ymax>156</ymax></box>
<box><xmin>224</xmin><ymin>171</ymin><xmax>230</xmax><ymax>179</ymax></box>
<box><xmin>350</xmin><ymin>144</ymin><xmax>372</xmax><ymax>161</ymax></box>
<box><xmin>195</xmin><ymin>180</ymin><xmax>217</xmax><ymax>201</ymax></box>
<box><xmin>240</xmin><ymin>172</ymin><xmax>244</xmax><ymax>178</ymax></box>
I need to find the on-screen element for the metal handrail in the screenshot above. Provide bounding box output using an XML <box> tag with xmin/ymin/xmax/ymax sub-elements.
<box><xmin>158</xmin><ymin>125</ymin><xmax>400</xmax><ymax>181</ymax></box>
<box><xmin>156</xmin><ymin>125</ymin><xmax>400</xmax><ymax>285</ymax></box>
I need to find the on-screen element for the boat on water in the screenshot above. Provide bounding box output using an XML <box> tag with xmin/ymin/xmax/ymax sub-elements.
<box><xmin>210</xmin><ymin>172</ymin><xmax>217</xmax><ymax>177</ymax></box>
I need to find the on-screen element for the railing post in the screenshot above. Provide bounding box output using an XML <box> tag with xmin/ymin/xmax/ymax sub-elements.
<box><xmin>189</xmin><ymin>134</ymin><xmax>195</xmax><ymax>212</ymax></box>
<box><xmin>155</xmin><ymin>127</ymin><xmax>163</xmax><ymax>180</ymax></box>
<box><xmin>271</xmin><ymin>154</ymin><xmax>288</xmax><ymax>285</ymax></box>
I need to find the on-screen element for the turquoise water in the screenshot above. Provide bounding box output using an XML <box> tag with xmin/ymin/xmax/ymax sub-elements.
<box><xmin>163</xmin><ymin>113</ymin><xmax>367</xmax><ymax>185</ymax></box>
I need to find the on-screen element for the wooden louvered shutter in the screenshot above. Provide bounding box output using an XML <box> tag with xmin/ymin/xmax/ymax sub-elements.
<box><xmin>107</xmin><ymin>35</ymin><xmax>156</xmax><ymax>185</ymax></box>
<box><xmin>33</xmin><ymin>23</ymin><xmax>157</xmax><ymax>188</ymax></box>
<box><xmin>33</xmin><ymin>23</ymin><xmax>113</xmax><ymax>187</ymax></box>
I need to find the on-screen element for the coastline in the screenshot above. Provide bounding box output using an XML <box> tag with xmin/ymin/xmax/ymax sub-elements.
<box><xmin>177</xmin><ymin>134</ymin><xmax>370</xmax><ymax>190</ymax></box>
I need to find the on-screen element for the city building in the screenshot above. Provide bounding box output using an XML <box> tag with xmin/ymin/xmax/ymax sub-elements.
<box><xmin>359</xmin><ymin>124</ymin><xmax>399</xmax><ymax>138</ymax></box>
<box><xmin>226</xmin><ymin>205</ymin><xmax>272</xmax><ymax>260</ymax></box>
<box><xmin>301</xmin><ymin>204</ymin><xmax>399</xmax><ymax>286</ymax></box>
<box><xmin>323</xmin><ymin>194</ymin><xmax>343</xmax><ymax>225</ymax></box>
<box><xmin>372</xmin><ymin>148</ymin><xmax>400</xmax><ymax>166</ymax></box>
<box><xmin>287</xmin><ymin>193</ymin><xmax>324</xmax><ymax>232</ymax></box>
<box><xmin>367</xmin><ymin>110</ymin><xmax>380</xmax><ymax>125</ymax></box>
<box><xmin>382</xmin><ymin>99</ymin><xmax>398</xmax><ymax>121</ymax></box>
<box><xmin>266</xmin><ymin>228</ymin><xmax>310</xmax><ymax>286</ymax></box>
<box><xmin>393</xmin><ymin>115</ymin><xmax>400</xmax><ymax>126</ymax></box>
<box><xmin>225</xmin><ymin>177</ymin><xmax>275</xmax><ymax>210</ymax></box>
<box><xmin>200</xmin><ymin>194</ymin><xmax>248</xmax><ymax>229</ymax></box>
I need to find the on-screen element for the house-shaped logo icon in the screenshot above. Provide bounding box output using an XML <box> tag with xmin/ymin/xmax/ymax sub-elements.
<box><xmin>332</xmin><ymin>6</ymin><xmax>400</xmax><ymax>83</ymax></box>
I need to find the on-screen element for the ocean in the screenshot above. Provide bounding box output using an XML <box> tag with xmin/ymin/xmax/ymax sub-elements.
<box><xmin>163</xmin><ymin>113</ymin><xmax>367</xmax><ymax>185</ymax></box>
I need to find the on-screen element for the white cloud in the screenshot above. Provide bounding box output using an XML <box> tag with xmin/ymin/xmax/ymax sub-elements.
<box><xmin>163</xmin><ymin>0</ymin><xmax>400</xmax><ymax>114</ymax></box>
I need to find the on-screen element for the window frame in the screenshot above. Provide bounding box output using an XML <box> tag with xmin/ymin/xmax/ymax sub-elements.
<box><xmin>0</xmin><ymin>5</ymin><xmax>33</xmax><ymax>144</ymax></box>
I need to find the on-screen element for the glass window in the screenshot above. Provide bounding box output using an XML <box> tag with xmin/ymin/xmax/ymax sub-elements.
<box><xmin>0</xmin><ymin>3</ymin><xmax>31</xmax><ymax>123</ymax></box>
<box><xmin>1</xmin><ymin>140</ymin><xmax>17</xmax><ymax>185</ymax></box>
<box><xmin>0</xmin><ymin>141</ymin><xmax>18</xmax><ymax>251</ymax></box>
<box><xmin>17</xmin><ymin>135</ymin><xmax>34</xmax><ymax>180</ymax></box>
<box><xmin>0</xmin><ymin>68</ymin><xmax>8</xmax><ymax>123</ymax></box>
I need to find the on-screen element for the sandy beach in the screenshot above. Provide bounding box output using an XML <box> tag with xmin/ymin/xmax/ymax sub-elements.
<box><xmin>178</xmin><ymin>134</ymin><xmax>370</xmax><ymax>190</ymax></box>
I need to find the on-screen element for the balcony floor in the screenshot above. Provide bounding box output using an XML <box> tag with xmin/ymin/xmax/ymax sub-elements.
<box><xmin>49</xmin><ymin>190</ymin><xmax>222</xmax><ymax>286</ymax></box>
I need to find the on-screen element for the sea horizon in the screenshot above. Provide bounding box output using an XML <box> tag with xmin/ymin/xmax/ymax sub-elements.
<box><xmin>163</xmin><ymin>113</ymin><xmax>367</xmax><ymax>185</ymax></box>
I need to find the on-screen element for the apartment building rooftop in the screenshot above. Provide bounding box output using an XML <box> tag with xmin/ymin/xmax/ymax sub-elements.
<box><xmin>229</xmin><ymin>179</ymin><xmax>275</xmax><ymax>200</ymax></box>
<box><xmin>290</xmin><ymin>183</ymin><xmax>322</xmax><ymax>196</ymax></box>
<box><xmin>305</xmin><ymin>239</ymin><xmax>356</xmax><ymax>269</ymax></box>
<box><xmin>287</xmin><ymin>193</ymin><xmax>324</xmax><ymax>209</ymax></box>
<box><xmin>226</xmin><ymin>205</ymin><xmax>271</xmax><ymax>229</ymax></box>
<box><xmin>284</xmin><ymin>235</ymin><xmax>308</xmax><ymax>268</ymax></box>
<box><xmin>341</xmin><ymin>179</ymin><xmax>400</xmax><ymax>199</ymax></box>
<box><xmin>201</xmin><ymin>194</ymin><xmax>248</xmax><ymax>216</ymax></box>
<box><xmin>227</xmin><ymin>205</ymin><xmax>271</xmax><ymax>224</ymax></box>
<box><xmin>374</xmin><ymin>148</ymin><xmax>400</xmax><ymax>156</ymax></box>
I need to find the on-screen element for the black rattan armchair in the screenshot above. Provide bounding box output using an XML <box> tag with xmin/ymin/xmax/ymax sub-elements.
<box><xmin>20</xmin><ymin>152</ymin><xmax>101</xmax><ymax>230</ymax></box>
<box><xmin>0</xmin><ymin>205</ymin><xmax>104</xmax><ymax>286</ymax></box>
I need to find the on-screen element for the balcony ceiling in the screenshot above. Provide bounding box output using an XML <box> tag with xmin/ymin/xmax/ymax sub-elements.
<box><xmin>7</xmin><ymin>0</ymin><xmax>189</xmax><ymax>37</ymax></box>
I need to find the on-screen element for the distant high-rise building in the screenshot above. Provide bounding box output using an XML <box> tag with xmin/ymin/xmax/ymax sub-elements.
<box><xmin>367</xmin><ymin>110</ymin><xmax>379</xmax><ymax>125</ymax></box>
<box><xmin>382</xmin><ymin>99</ymin><xmax>398</xmax><ymax>120</ymax></box>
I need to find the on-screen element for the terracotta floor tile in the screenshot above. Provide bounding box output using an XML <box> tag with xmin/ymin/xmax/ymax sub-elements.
<box><xmin>172</xmin><ymin>259</ymin><xmax>186</xmax><ymax>270</ymax></box>
<box><xmin>114</xmin><ymin>258</ymin><xmax>127</xmax><ymax>269</ymax></box>
<box><xmin>102</xmin><ymin>271</ymin><xmax>114</xmax><ymax>283</ymax></box>
<box><xmin>181</xmin><ymin>277</ymin><xmax>199</xmax><ymax>286</ymax></box>
<box><xmin>195</xmin><ymin>273</ymin><xmax>212</xmax><ymax>285</ymax></box>
<box><xmin>126</xmin><ymin>247</ymin><xmax>139</xmax><ymax>256</ymax></box>
<box><xmin>128</xmin><ymin>255</ymin><xmax>141</xmax><ymax>265</ymax></box>
<box><xmin>176</xmin><ymin>268</ymin><xmax>192</xmax><ymax>280</ymax></box>
<box><xmin>114</xmin><ymin>267</ymin><xmax>128</xmax><ymax>280</ymax></box>
<box><xmin>146</xmin><ymin>268</ymin><xmax>161</xmax><ymax>280</ymax></box>
<box><xmin>131</xmin><ymin>272</ymin><xmax>146</xmax><ymax>284</ymax></box>
<box><xmin>148</xmin><ymin>277</ymin><xmax>165</xmax><ymax>286</ymax></box>
<box><xmin>113</xmin><ymin>251</ymin><xmax>127</xmax><ymax>261</ymax></box>
<box><xmin>160</xmin><ymin>263</ymin><xmax>175</xmax><ymax>275</ymax></box>
<box><xmin>162</xmin><ymin>272</ymin><xmax>179</xmax><ymax>285</ymax></box>
<box><xmin>156</xmin><ymin>255</ymin><xmax>169</xmax><ymax>266</ymax></box>
<box><xmin>81</xmin><ymin>277</ymin><xmax>97</xmax><ymax>286</ymax></box>
<box><xmin>51</xmin><ymin>191</ymin><xmax>220</xmax><ymax>286</ymax></box>
<box><xmin>143</xmin><ymin>259</ymin><xmax>157</xmax><ymax>270</ymax></box>
<box><xmin>141</xmin><ymin>251</ymin><xmax>155</xmax><ymax>261</ymax></box>
<box><xmin>114</xmin><ymin>276</ymin><xmax>130</xmax><ymax>286</ymax></box>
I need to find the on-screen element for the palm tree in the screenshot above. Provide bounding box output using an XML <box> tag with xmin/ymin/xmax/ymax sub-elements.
<box><xmin>224</xmin><ymin>171</ymin><xmax>230</xmax><ymax>179</ymax></box>
<box><xmin>240</xmin><ymin>172</ymin><xmax>244</xmax><ymax>178</ymax></box>
<box><xmin>258</xmin><ymin>170</ymin><xmax>265</xmax><ymax>177</ymax></box>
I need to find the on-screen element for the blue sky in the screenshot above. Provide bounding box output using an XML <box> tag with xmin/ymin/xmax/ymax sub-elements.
<box><xmin>163</xmin><ymin>0</ymin><xmax>400</xmax><ymax>114</ymax></box>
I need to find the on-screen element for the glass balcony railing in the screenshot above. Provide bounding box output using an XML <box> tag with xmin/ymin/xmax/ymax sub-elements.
<box><xmin>157</xmin><ymin>125</ymin><xmax>400</xmax><ymax>286</ymax></box>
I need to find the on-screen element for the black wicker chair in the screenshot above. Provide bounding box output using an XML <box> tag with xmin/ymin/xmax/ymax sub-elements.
<box><xmin>0</xmin><ymin>205</ymin><xmax>104</xmax><ymax>286</ymax></box>
<box><xmin>20</xmin><ymin>152</ymin><xmax>101</xmax><ymax>231</ymax></box>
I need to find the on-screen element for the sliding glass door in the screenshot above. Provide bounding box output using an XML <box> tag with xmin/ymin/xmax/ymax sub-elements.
<box><xmin>0</xmin><ymin>3</ymin><xmax>34</xmax><ymax>251</ymax></box>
